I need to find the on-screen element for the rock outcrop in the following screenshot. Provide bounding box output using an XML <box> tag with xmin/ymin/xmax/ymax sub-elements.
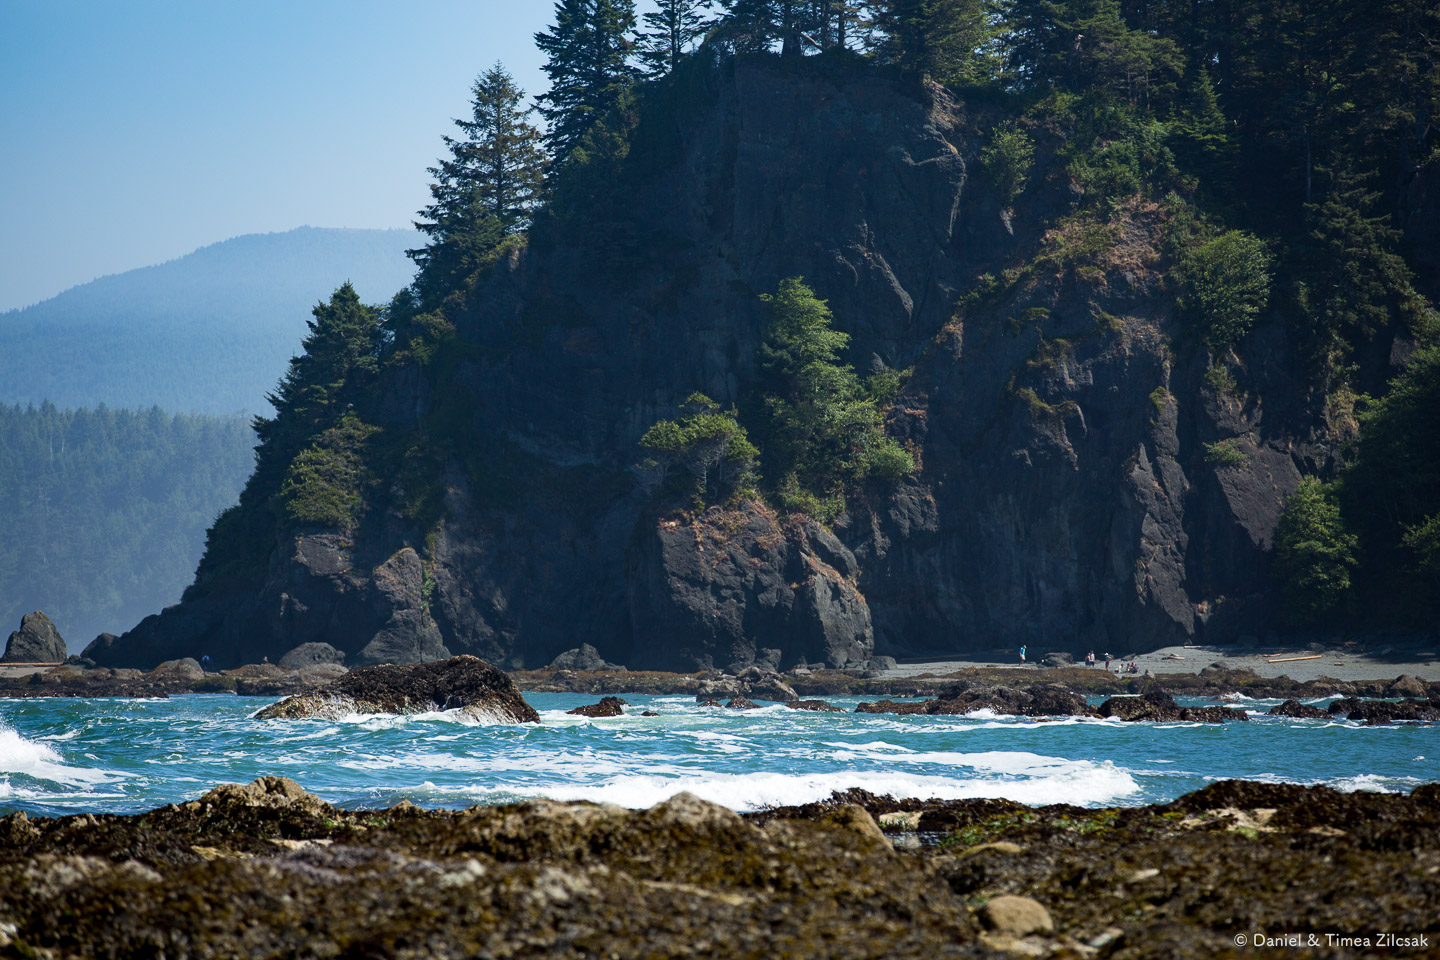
<box><xmin>253</xmin><ymin>655</ymin><xmax>539</xmax><ymax>722</ymax></box>
<box><xmin>1097</xmin><ymin>690</ymin><xmax>1249</xmax><ymax>723</ymax></box>
<box><xmin>1267</xmin><ymin>699</ymin><xmax>1330</xmax><ymax>719</ymax></box>
<box><xmin>2</xmin><ymin>612</ymin><xmax>66</xmax><ymax>663</ymax></box>
<box><xmin>856</xmin><ymin>683</ymin><xmax>1096</xmax><ymax>718</ymax></box>
<box><xmin>91</xmin><ymin>55</ymin><xmax>1349</xmax><ymax>671</ymax></box>
<box><xmin>566</xmin><ymin>696</ymin><xmax>628</xmax><ymax>717</ymax></box>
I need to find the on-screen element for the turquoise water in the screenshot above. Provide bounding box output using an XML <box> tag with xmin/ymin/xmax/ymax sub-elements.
<box><xmin>0</xmin><ymin>693</ymin><xmax>1435</xmax><ymax>817</ymax></box>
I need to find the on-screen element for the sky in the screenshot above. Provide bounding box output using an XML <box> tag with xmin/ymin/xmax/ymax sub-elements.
<box><xmin>0</xmin><ymin>0</ymin><xmax>598</xmax><ymax>312</ymax></box>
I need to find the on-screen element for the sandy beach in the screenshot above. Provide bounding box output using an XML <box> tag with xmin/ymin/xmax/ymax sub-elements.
<box><xmin>883</xmin><ymin>641</ymin><xmax>1440</xmax><ymax>684</ymax></box>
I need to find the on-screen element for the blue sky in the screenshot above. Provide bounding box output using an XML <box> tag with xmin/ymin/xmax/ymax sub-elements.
<box><xmin>0</xmin><ymin>1</ymin><xmax>598</xmax><ymax>312</ymax></box>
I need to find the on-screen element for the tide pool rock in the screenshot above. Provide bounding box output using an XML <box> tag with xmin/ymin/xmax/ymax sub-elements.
<box><xmin>2</xmin><ymin>612</ymin><xmax>67</xmax><ymax>663</ymax></box>
<box><xmin>254</xmin><ymin>655</ymin><xmax>539</xmax><ymax>722</ymax></box>
<box><xmin>979</xmin><ymin>895</ymin><xmax>1054</xmax><ymax>937</ymax></box>
<box><xmin>567</xmin><ymin>696</ymin><xmax>628</xmax><ymax>717</ymax></box>
<box><xmin>278</xmin><ymin>642</ymin><xmax>346</xmax><ymax>669</ymax></box>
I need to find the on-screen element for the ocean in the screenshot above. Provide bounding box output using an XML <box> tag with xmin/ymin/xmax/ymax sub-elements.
<box><xmin>1</xmin><ymin>692</ymin><xmax>1435</xmax><ymax>817</ymax></box>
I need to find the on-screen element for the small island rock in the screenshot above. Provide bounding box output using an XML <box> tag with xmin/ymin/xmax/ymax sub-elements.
<box><xmin>254</xmin><ymin>655</ymin><xmax>539</xmax><ymax>723</ymax></box>
<box><xmin>2</xmin><ymin>612</ymin><xmax>67</xmax><ymax>664</ymax></box>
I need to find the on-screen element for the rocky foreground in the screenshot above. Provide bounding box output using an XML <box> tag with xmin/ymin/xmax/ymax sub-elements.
<box><xmin>0</xmin><ymin>778</ymin><xmax>1435</xmax><ymax>959</ymax></box>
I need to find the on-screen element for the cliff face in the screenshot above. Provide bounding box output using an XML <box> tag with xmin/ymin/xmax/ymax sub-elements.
<box><xmin>94</xmin><ymin>56</ymin><xmax>1349</xmax><ymax>670</ymax></box>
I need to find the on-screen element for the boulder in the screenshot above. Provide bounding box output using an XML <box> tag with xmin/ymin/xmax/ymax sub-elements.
<box><xmin>548</xmin><ymin>644</ymin><xmax>618</xmax><ymax>672</ymax></box>
<box><xmin>147</xmin><ymin>658</ymin><xmax>205</xmax><ymax>682</ymax></box>
<box><xmin>1386</xmin><ymin>675</ymin><xmax>1429</xmax><ymax>698</ymax></box>
<box><xmin>746</xmin><ymin>676</ymin><xmax>799</xmax><ymax>702</ymax></box>
<box><xmin>567</xmin><ymin>696</ymin><xmax>628</xmax><ymax>717</ymax></box>
<box><xmin>724</xmin><ymin>697</ymin><xmax>760</xmax><ymax>710</ymax></box>
<box><xmin>785</xmin><ymin>699</ymin><xmax>845</xmax><ymax>712</ymax></box>
<box><xmin>1267</xmin><ymin>700</ymin><xmax>1330</xmax><ymax>719</ymax></box>
<box><xmin>979</xmin><ymin>895</ymin><xmax>1054</xmax><ymax>937</ymax></box>
<box><xmin>866</xmin><ymin>655</ymin><xmax>898</xmax><ymax>672</ymax></box>
<box><xmin>1039</xmin><ymin>652</ymin><xmax>1074</xmax><ymax>668</ymax></box>
<box><xmin>254</xmin><ymin>656</ymin><xmax>539</xmax><ymax>723</ymax></box>
<box><xmin>278</xmin><ymin>643</ymin><xmax>346</xmax><ymax>669</ymax></box>
<box><xmin>3</xmin><ymin>612</ymin><xmax>67</xmax><ymax>663</ymax></box>
<box><xmin>199</xmin><ymin>776</ymin><xmax>330</xmax><ymax>816</ymax></box>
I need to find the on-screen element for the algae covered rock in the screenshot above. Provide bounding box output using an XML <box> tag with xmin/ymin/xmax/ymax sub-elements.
<box><xmin>254</xmin><ymin>655</ymin><xmax>539</xmax><ymax>722</ymax></box>
<box><xmin>566</xmin><ymin>696</ymin><xmax>628</xmax><ymax>717</ymax></box>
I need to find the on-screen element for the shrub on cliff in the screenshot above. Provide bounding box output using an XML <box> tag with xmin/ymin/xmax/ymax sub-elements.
<box><xmin>638</xmin><ymin>393</ymin><xmax>757</xmax><ymax>501</ymax></box>
<box><xmin>1179</xmin><ymin>230</ymin><xmax>1273</xmax><ymax>348</ymax></box>
<box><xmin>1274</xmin><ymin>479</ymin><xmax>1358</xmax><ymax>625</ymax></box>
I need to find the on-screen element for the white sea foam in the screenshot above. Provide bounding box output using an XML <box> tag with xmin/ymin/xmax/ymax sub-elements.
<box><xmin>412</xmin><ymin>759</ymin><xmax>1141</xmax><ymax>810</ymax></box>
<box><xmin>0</xmin><ymin>723</ymin><xmax>117</xmax><ymax>787</ymax></box>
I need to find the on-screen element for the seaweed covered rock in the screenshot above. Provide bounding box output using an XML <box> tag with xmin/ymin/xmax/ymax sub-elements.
<box><xmin>567</xmin><ymin>696</ymin><xmax>628</xmax><ymax>717</ymax></box>
<box><xmin>1267</xmin><ymin>699</ymin><xmax>1330</xmax><ymax>719</ymax></box>
<box><xmin>1329</xmin><ymin>696</ymin><xmax>1440</xmax><ymax>724</ymax></box>
<box><xmin>856</xmin><ymin>684</ymin><xmax>1096</xmax><ymax>718</ymax></box>
<box><xmin>1097</xmin><ymin>690</ymin><xmax>1249</xmax><ymax>723</ymax></box>
<box><xmin>254</xmin><ymin>655</ymin><xmax>539</xmax><ymax>722</ymax></box>
<box><xmin>785</xmin><ymin>699</ymin><xmax>845</xmax><ymax>712</ymax></box>
<box><xmin>0</xmin><ymin>786</ymin><xmax>975</xmax><ymax>959</ymax></box>
<box><xmin>2</xmin><ymin>611</ymin><xmax>67</xmax><ymax>663</ymax></box>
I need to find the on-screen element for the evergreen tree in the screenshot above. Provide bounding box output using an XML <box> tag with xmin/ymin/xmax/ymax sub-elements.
<box><xmin>1273</xmin><ymin>479</ymin><xmax>1358</xmax><ymax>625</ymax></box>
<box><xmin>1002</xmin><ymin>0</ymin><xmax>1181</xmax><ymax>103</ymax></box>
<box><xmin>1295</xmin><ymin>163</ymin><xmax>1432</xmax><ymax>375</ymax></box>
<box><xmin>535</xmin><ymin>0</ymin><xmax>638</xmax><ymax>168</ymax></box>
<box><xmin>874</xmin><ymin>0</ymin><xmax>992</xmax><ymax>84</ymax></box>
<box><xmin>716</xmin><ymin>0</ymin><xmax>818</xmax><ymax>55</ymax></box>
<box><xmin>635</xmin><ymin>0</ymin><xmax>715</xmax><ymax>77</ymax></box>
<box><xmin>409</xmin><ymin>63</ymin><xmax>545</xmax><ymax>301</ymax></box>
<box><xmin>253</xmin><ymin>284</ymin><xmax>382</xmax><ymax>482</ymax></box>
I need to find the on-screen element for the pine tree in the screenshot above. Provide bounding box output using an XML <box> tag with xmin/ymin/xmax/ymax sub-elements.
<box><xmin>874</xmin><ymin>0</ymin><xmax>991</xmax><ymax>84</ymax></box>
<box><xmin>635</xmin><ymin>0</ymin><xmax>715</xmax><ymax>77</ymax></box>
<box><xmin>716</xmin><ymin>0</ymin><xmax>819</xmax><ymax>55</ymax></box>
<box><xmin>409</xmin><ymin>63</ymin><xmax>545</xmax><ymax>300</ymax></box>
<box><xmin>535</xmin><ymin>0</ymin><xmax>638</xmax><ymax>168</ymax></box>
<box><xmin>253</xmin><ymin>283</ymin><xmax>382</xmax><ymax>481</ymax></box>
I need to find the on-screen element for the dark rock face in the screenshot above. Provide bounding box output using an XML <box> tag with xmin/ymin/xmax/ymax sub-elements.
<box><xmin>627</xmin><ymin>503</ymin><xmax>873</xmax><ymax>671</ymax></box>
<box><xmin>724</xmin><ymin>696</ymin><xmax>760</xmax><ymax>710</ymax></box>
<box><xmin>1097</xmin><ymin>690</ymin><xmax>1249</xmax><ymax>723</ymax></box>
<box><xmin>856</xmin><ymin>684</ymin><xmax>1096</xmax><ymax>718</ymax></box>
<box><xmin>254</xmin><ymin>655</ymin><xmax>539</xmax><ymax>722</ymax></box>
<box><xmin>1267</xmin><ymin>699</ymin><xmax>1330</xmax><ymax>719</ymax></box>
<box><xmin>2</xmin><ymin>612</ymin><xmax>66</xmax><ymax>663</ymax></box>
<box><xmin>96</xmin><ymin>58</ymin><xmax>1339</xmax><ymax>671</ymax></box>
<box><xmin>567</xmin><ymin>696</ymin><xmax>628</xmax><ymax>717</ymax></box>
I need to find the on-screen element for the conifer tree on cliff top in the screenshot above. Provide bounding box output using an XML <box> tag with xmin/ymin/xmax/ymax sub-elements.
<box><xmin>408</xmin><ymin>63</ymin><xmax>545</xmax><ymax>302</ymax></box>
<box><xmin>535</xmin><ymin>0</ymin><xmax>638</xmax><ymax>169</ymax></box>
<box><xmin>635</xmin><ymin>0</ymin><xmax>716</xmax><ymax>77</ymax></box>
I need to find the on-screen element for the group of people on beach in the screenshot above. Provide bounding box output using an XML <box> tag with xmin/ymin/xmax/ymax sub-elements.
<box><xmin>1015</xmin><ymin>647</ymin><xmax>1144</xmax><ymax>674</ymax></box>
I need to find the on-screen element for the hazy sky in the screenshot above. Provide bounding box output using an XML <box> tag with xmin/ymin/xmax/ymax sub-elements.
<box><xmin>0</xmin><ymin>1</ymin><xmax>594</xmax><ymax>312</ymax></box>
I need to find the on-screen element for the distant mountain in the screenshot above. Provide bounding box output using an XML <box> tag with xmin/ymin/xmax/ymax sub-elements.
<box><xmin>0</xmin><ymin>227</ymin><xmax>420</xmax><ymax>415</ymax></box>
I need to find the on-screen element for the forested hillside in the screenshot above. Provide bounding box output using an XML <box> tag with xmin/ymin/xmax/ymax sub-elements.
<box><xmin>93</xmin><ymin>0</ymin><xmax>1439</xmax><ymax>670</ymax></box>
<box><xmin>0</xmin><ymin>405</ymin><xmax>254</xmax><ymax>649</ymax></box>
<box><xmin>0</xmin><ymin>227</ymin><xmax>419</xmax><ymax>415</ymax></box>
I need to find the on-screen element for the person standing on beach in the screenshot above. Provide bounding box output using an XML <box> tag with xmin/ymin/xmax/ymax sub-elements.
<box><xmin>1104</xmin><ymin>652</ymin><xmax>1112</xmax><ymax>671</ymax></box>
<box><xmin>1019</xmin><ymin>644</ymin><xmax>1027</xmax><ymax>664</ymax></box>
<box><xmin>1086</xmin><ymin>651</ymin><xmax>1095</xmax><ymax>667</ymax></box>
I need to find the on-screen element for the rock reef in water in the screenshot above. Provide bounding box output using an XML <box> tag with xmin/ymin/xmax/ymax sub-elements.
<box><xmin>253</xmin><ymin>655</ymin><xmax>539</xmax><ymax>722</ymax></box>
<box><xmin>566</xmin><ymin>696</ymin><xmax>628</xmax><ymax>717</ymax></box>
<box><xmin>2</xmin><ymin>612</ymin><xmax>67</xmax><ymax>663</ymax></box>
<box><xmin>1</xmin><ymin>777</ymin><xmax>1437</xmax><ymax>958</ymax></box>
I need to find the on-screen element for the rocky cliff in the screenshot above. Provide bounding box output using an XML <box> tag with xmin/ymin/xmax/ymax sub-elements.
<box><xmin>91</xmin><ymin>54</ymin><xmax>1363</xmax><ymax>670</ymax></box>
